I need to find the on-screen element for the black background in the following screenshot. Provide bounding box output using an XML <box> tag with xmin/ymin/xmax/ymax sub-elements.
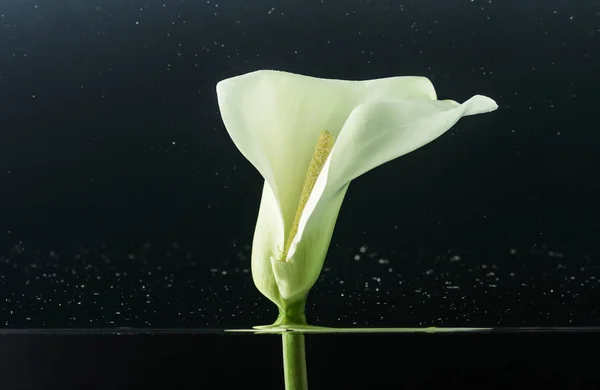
<box><xmin>1</xmin><ymin>0</ymin><xmax>600</xmax><ymax>388</ymax></box>
<box><xmin>2</xmin><ymin>0</ymin><xmax>599</xmax><ymax>254</ymax></box>
<box><xmin>1</xmin><ymin>0</ymin><xmax>599</xmax><ymax>329</ymax></box>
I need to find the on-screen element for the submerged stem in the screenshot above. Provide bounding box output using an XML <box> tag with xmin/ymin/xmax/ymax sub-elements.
<box><xmin>282</xmin><ymin>332</ymin><xmax>308</xmax><ymax>390</ymax></box>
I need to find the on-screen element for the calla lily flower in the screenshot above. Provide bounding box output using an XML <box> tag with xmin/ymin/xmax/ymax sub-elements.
<box><xmin>216</xmin><ymin>70</ymin><xmax>497</xmax><ymax>328</ymax></box>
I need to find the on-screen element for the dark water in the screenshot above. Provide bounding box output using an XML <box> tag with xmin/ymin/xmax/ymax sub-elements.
<box><xmin>1</xmin><ymin>0</ymin><xmax>599</xmax><ymax>387</ymax></box>
<box><xmin>1</xmin><ymin>330</ymin><xmax>599</xmax><ymax>388</ymax></box>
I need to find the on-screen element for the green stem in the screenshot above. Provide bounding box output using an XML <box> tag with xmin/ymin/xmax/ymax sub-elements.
<box><xmin>272</xmin><ymin>298</ymin><xmax>308</xmax><ymax>327</ymax></box>
<box><xmin>282</xmin><ymin>332</ymin><xmax>308</xmax><ymax>390</ymax></box>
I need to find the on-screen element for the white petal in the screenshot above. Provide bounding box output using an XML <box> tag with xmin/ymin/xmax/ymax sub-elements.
<box><xmin>251</xmin><ymin>178</ymin><xmax>349</xmax><ymax>303</ymax></box>
<box><xmin>329</xmin><ymin>95</ymin><xmax>498</xmax><ymax>190</ymax></box>
<box><xmin>216</xmin><ymin>70</ymin><xmax>437</xmax><ymax>243</ymax></box>
<box><xmin>270</xmin><ymin>183</ymin><xmax>349</xmax><ymax>301</ymax></box>
<box><xmin>287</xmin><ymin>94</ymin><xmax>498</xmax><ymax>259</ymax></box>
<box><xmin>250</xmin><ymin>180</ymin><xmax>285</xmax><ymax>304</ymax></box>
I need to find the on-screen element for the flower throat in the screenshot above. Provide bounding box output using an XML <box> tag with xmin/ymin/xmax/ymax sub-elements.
<box><xmin>282</xmin><ymin>130</ymin><xmax>335</xmax><ymax>262</ymax></box>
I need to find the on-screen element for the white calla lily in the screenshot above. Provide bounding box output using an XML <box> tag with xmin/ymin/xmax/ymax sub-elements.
<box><xmin>216</xmin><ymin>70</ymin><xmax>497</xmax><ymax>327</ymax></box>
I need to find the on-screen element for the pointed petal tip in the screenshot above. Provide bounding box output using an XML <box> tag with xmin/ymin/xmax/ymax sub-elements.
<box><xmin>463</xmin><ymin>94</ymin><xmax>499</xmax><ymax>116</ymax></box>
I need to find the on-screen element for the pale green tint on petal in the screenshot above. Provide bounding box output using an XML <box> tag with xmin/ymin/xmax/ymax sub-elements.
<box><xmin>269</xmin><ymin>184</ymin><xmax>348</xmax><ymax>302</ymax></box>
<box><xmin>216</xmin><ymin>70</ymin><xmax>437</xmax><ymax>245</ymax></box>
<box><xmin>250</xmin><ymin>181</ymin><xmax>285</xmax><ymax>304</ymax></box>
<box><xmin>288</xmin><ymin>95</ymin><xmax>498</xmax><ymax>259</ymax></box>
<box><xmin>251</xmin><ymin>177</ymin><xmax>349</xmax><ymax>305</ymax></box>
<box><xmin>329</xmin><ymin>95</ymin><xmax>498</xmax><ymax>191</ymax></box>
<box><xmin>217</xmin><ymin>69</ymin><xmax>498</xmax><ymax>313</ymax></box>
